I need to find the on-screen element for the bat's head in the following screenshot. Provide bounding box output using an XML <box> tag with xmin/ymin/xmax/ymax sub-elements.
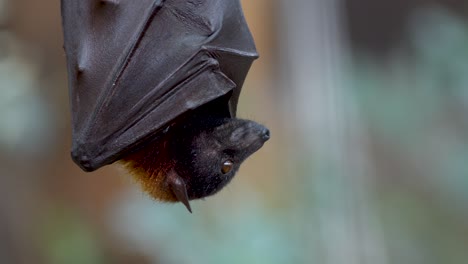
<box><xmin>121</xmin><ymin>117</ymin><xmax>269</xmax><ymax>213</ymax></box>
<box><xmin>172</xmin><ymin>118</ymin><xmax>269</xmax><ymax>198</ymax></box>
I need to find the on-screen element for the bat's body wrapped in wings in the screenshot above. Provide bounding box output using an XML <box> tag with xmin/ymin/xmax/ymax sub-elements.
<box><xmin>62</xmin><ymin>0</ymin><xmax>258</xmax><ymax>171</ymax></box>
<box><xmin>61</xmin><ymin>0</ymin><xmax>269</xmax><ymax>211</ymax></box>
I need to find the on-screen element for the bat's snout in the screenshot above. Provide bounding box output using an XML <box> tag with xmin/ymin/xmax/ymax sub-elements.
<box><xmin>261</xmin><ymin>127</ymin><xmax>270</xmax><ymax>141</ymax></box>
<box><xmin>235</xmin><ymin>121</ymin><xmax>270</xmax><ymax>154</ymax></box>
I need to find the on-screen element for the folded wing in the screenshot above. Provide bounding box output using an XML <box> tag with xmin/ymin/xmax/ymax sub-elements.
<box><xmin>61</xmin><ymin>0</ymin><xmax>258</xmax><ymax>171</ymax></box>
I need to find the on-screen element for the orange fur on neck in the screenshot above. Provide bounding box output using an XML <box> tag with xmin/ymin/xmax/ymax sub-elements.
<box><xmin>119</xmin><ymin>138</ymin><xmax>177</xmax><ymax>202</ymax></box>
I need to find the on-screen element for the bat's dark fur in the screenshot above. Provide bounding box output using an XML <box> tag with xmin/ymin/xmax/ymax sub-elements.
<box><xmin>61</xmin><ymin>0</ymin><xmax>269</xmax><ymax>211</ymax></box>
<box><xmin>122</xmin><ymin>101</ymin><xmax>269</xmax><ymax>212</ymax></box>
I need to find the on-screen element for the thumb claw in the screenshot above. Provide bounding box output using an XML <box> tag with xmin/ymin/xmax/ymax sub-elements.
<box><xmin>167</xmin><ymin>170</ymin><xmax>192</xmax><ymax>213</ymax></box>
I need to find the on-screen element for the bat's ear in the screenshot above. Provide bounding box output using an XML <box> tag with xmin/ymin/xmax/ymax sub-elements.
<box><xmin>166</xmin><ymin>169</ymin><xmax>192</xmax><ymax>213</ymax></box>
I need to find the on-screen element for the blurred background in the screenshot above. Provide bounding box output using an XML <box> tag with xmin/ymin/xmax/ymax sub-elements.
<box><xmin>1</xmin><ymin>0</ymin><xmax>468</xmax><ymax>263</ymax></box>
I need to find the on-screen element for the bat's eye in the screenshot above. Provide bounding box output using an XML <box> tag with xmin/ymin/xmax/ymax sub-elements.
<box><xmin>221</xmin><ymin>160</ymin><xmax>234</xmax><ymax>174</ymax></box>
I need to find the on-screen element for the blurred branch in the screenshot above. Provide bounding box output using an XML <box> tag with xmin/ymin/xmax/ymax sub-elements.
<box><xmin>279</xmin><ymin>0</ymin><xmax>388</xmax><ymax>263</ymax></box>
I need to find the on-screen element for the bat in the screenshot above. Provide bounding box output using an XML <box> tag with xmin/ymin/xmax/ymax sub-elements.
<box><xmin>61</xmin><ymin>0</ymin><xmax>269</xmax><ymax>212</ymax></box>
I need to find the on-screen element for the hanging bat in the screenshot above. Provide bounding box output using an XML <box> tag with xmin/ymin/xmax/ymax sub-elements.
<box><xmin>61</xmin><ymin>0</ymin><xmax>269</xmax><ymax>212</ymax></box>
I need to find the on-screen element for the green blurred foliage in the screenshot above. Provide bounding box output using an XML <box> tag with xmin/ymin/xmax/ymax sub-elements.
<box><xmin>351</xmin><ymin>7</ymin><xmax>468</xmax><ymax>263</ymax></box>
<box><xmin>39</xmin><ymin>206</ymin><xmax>104</xmax><ymax>264</ymax></box>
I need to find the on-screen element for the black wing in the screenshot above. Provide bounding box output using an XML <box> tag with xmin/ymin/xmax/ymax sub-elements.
<box><xmin>61</xmin><ymin>0</ymin><xmax>258</xmax><ymax>171</ymax></box>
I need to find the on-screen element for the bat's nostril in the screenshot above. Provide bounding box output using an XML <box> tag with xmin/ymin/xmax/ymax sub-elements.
<box><xmin>261</xmin><ymin>128</ymin><xmax>270</xmax><ymax>141</ymax></box>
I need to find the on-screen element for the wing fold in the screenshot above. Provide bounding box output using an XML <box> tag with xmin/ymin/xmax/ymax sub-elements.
<box><xmin>62</xmin><ymin>0</ymin><xmax>258</xmax><ymax>170</ymax></box>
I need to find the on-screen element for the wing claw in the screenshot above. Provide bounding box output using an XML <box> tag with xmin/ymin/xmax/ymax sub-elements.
<box><xmin>167</xmin><ymin>170</ymin><xmax>192</xmax><ymax>213</ymax></box>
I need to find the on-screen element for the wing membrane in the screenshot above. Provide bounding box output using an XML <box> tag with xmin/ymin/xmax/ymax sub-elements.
<box><xmin>61</xmin><ymin>0</ymin><xmax>258</xmax><ymax>170</ymax></box>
